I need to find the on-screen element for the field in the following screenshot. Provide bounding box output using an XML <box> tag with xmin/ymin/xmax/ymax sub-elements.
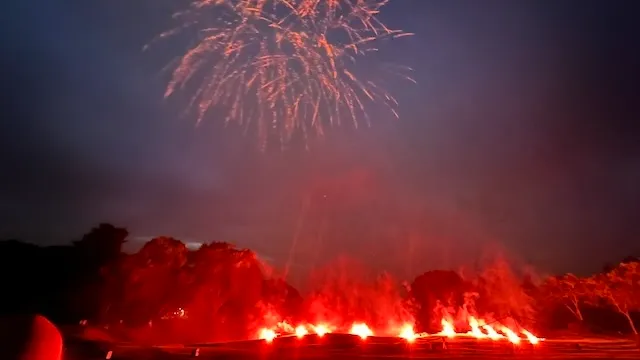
<box><xmin>64</xmin><ymin>333</ymin><xmax>640</xmax><ymax>360</ymax></box>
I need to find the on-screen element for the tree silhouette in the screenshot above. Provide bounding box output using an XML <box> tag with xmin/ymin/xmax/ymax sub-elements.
<box><xmin>475</xmin><ymin>258</ymin><xmax>536</xmax><ymax>326</ymax></box>
<box><xmin>120</xmin><ymin>237</ymin><xmax>188</xmax><ymax>324</ymax></box>
<box><xmin>587</xmin><ymin>262</ymin><xmax>640</xmax><ymax>334</ymax></box>
<box><xmin>410</xmin><ymin>270</ymin><xmax>468</xmax><ymax>332</ymax></box>
<box><xmin>73</xmin><ymin>223</ymin><xmax>128</xmax><ymax>269</ymax></box>
<box><xmin>541</xmin><ymin>274</ymin><xmax>587</xmax><ymax>322</ymax></box>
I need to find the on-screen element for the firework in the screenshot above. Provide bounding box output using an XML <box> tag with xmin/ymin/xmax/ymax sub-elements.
<box><xmin>150</xmin><ymin>0</ymin><xmax>414</xmax><ymax>148</ymax></box>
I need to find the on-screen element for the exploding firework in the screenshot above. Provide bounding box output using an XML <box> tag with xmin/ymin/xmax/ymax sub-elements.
<box><xmin>150</xmin><ymin>0</ymin><xmax>414</xmax><ymax>148</ymax></box>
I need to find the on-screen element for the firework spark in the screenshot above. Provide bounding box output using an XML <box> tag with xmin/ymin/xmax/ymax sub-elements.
<box><xmin>150</xmin><ymin>0</ymin><xmax>414</xmax><ymax>148</ymax></box>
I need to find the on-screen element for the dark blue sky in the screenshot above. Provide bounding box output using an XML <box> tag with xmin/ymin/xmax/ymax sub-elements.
<box><xmin>1</xmin><ymin>0</ymin><xmax>638</xmax><ymax>278</ymax></box>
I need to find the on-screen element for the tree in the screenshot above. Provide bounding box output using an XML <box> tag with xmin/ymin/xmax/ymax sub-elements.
<box><xmin>541</xmin><ymin>273</ymin><xmax>587</xmax><ymax>322</ymax></box>
<box><xmin>587</xmin><ymin>262</ymin><xmax>640</xmax><ymax>334</ymax></box>
<box><xmin>180</xmin><ymin>243</ymin><xmax>267</xmax><ymax>341</ymax></box>
<box><xmin>261</xmin><ymin>278</ymin><xmax>303</xmax><ymax>320</ymax></box>
<box><xmin>410</xmin><ymin>270</ymin><xmax>468</xmax><ymax>332</ymax></box>
<box><xmin>73</xmin><ymin>223</ymin><xmax>128</xmax><ymax>268</ymax></box>
<box><xmin>475</xmin><ymin>257</ymin><xmax>536</xmax><ymax>326</ymax></box>
<box><xmin>305</xmin><ymin>257</ymin><xmax>372</xmax><ymax>326</ymax></box>
<box><xmin>68</xmin><ymin>224</ymin><xmax>129</xmax><ymax>322</ymax></box>
<box><xmin>107</xmin><ymin>237</ymin><xmax>189</xmax><ymax>324</ymax></box>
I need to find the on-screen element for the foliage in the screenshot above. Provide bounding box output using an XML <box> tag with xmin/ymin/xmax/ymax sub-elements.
<box><xmin>409</xmin><ymin>270</ymin><xmax>469</xmax><ymax>332</ymax></box>
<box><xmin>1</xmin><ymin>223</ymin><xmax>639</xmax><ymax>340</ymax></box>
<box><xmin>302</xmin><ymin>258</ymin><xmax>413</xmax><ymax>333</ymax></box>
<box><xmin>73</xmin><ymin>223</ymin><xmax>128</xmax><ymax>268</ymax></box>
<box><xmin>586</xmin><ymin>261</ymin><xmax>640</xmax><ymax>334</ymax></box>
<box><xmin>474</xmin><ymin>257</ymin><xmax>536</xmax><ymax>326</ymax></box>
<box><xmin>540</xmin><ymin>273</ymin><xmax>587</xmax><ymax>322</ymax></box>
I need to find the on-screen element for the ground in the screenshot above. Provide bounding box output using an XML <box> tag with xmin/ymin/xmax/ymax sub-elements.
<box><xmin>63</xmin><ymin>332</ymin><xmax>640</xmax><ymax>360</ymax></box>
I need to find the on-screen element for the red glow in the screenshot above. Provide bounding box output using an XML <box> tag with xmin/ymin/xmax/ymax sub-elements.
<box><xmin>258</xmin><ymin>328</ymin><xmax>277</xmax><ymax>343</ymax></box>
<box><xmin>254</xmin><ymin>315</ymin><xmax>542</xmax><ymax>345</ymax></box>
<box><xmin>522</xmin><ymin>330</ymin><xmax>541</xmax><ymax>345</ymax></box>
<box><xmin>433</xmin><ymin>316</ymin><xmax>542</xmax><ymax>345</ymax></box>
<box><xmin>349</xmin><ymin>322</ymin><xmax>373</xmax><ymax>340</ymax></box>
<box><xmin>312</xmin><ymin>324</ymin><xmax>330</xmax><ymax>337</ymax></box>
<box><xmin>439</xmin><ymin>319</ymin><xmax>455</xmax><ymax>338</ymax></box>
<box><xmin>500</xmin><ymin>326</ymin><xmax>520</xmax><ymax>344</ymax></box>
<box><xmin>295</xmin><ymin>325</ymin><xmax>308</xmax><ymax>338</ymax></box>
<box><xmin>398</xmin><ymin>324</ymin><xmax>417</xmax><ymax>342</ymax></box>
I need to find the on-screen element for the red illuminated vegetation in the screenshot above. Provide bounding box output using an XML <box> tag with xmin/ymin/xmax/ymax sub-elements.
<box><xmin>73</xmin><ymin>229</ymin><xmax>637</xmax><ymax>345</ymax></box>
<box><xmin>1</xmin><ymin>224</ymin><xmax>638</xmax><ymax>347</ymax></box>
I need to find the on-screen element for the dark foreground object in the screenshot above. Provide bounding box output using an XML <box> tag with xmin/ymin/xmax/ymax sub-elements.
<box><xmin>0</xmin><ymin>314</ymin><xmax>63</xmax><ymax>360</ymax></box>
<box><xmin>64</xmin><ymin>334</ymin><xmax>640</xmax><ymax>360</ymax></box>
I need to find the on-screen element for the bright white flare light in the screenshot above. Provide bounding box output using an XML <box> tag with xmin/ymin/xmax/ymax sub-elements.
<box><xmin>350</xmin><ymin>322</ymin><xmax>373</xmax><ymax>340</ymax></box>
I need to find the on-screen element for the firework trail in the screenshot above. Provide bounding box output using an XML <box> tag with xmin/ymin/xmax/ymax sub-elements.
<box><xmin>149</xmin><ymin>0</ymin><xmax>414</xmax><ymax>148</ymax></box>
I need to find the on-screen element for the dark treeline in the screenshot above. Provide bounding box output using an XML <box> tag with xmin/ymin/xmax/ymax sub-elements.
<box><xmin>0</xmin><ymin>224</ymin><xmax>126</xmax><ymax>322</ymax></box>
<box><xmin>0</xmin><ymin>223</ymin><xmax>638</xmax><ymax>343</ymax></box>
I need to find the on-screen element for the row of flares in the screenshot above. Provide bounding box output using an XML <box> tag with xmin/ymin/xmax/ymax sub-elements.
<box><xmin>258</xmin><ymin>317</ymin><xmax>542</xmax><ymax>345</ymax></box>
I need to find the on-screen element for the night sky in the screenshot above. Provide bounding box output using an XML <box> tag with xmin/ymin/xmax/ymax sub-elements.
<box><xmin>1</xmin><ymin>0</ymin><xmax>638</xmax><ymax>280</ymax></box>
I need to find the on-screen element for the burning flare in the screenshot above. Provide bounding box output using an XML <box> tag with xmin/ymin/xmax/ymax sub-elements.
<box><xmin>311</xmin><ymin>324</ymin><xmax>330</xmax><ymax>337</ymax></box>
<box><xmin>256</xmin><ymin>316</ymin><xmax>542</xmax><ymax>345</ymax></box>
<box><xmin>398</xmin><ymin>324</ymin><xmax>418</xmax><ymax>342</ymax></box>
<box><xmin>258</xmin><ymin>328</ymin><xmax>277</xmax><ymax>342</ymax></box>
<box><xmin>349</xmin><ymin>322</ymin><xmax>373</xmax><ymax>339</ymax></box>
<box><xmin>295</xmin><ymin>325</ymin><xmax>308</xmax><ymax>338</ymax></box>
<box><xmin>439</xmin><ymin>319</ymin><xmax>456</xmax><ymax>338</ymax></box>
<box><xmin>434</xmin><ymin>316</ymin><xmax>542</xmax><ymax>345</ymax></box>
